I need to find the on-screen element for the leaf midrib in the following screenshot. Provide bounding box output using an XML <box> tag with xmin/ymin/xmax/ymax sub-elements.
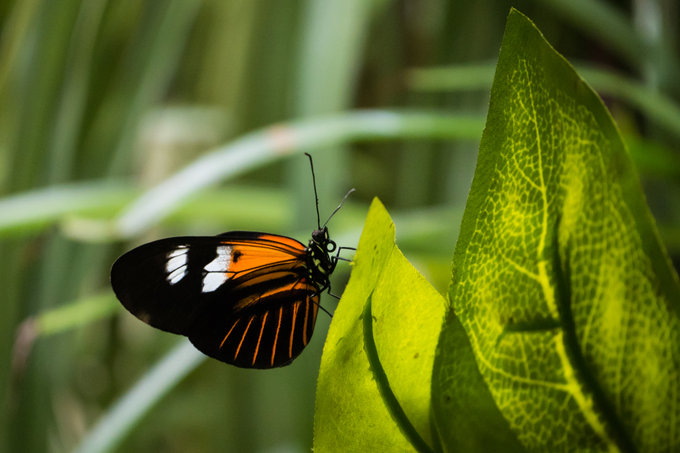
<box><xmin>521</xmin><ymin>65</ymin><xmax>632</xmax><ymax>451</ymax></box>
<box><xmin>511</xmin><ymin>68</ymin><xmax>635</xmax><ymax>452</ymax></box>
<box><xmin>362</xmin><ymin>293</ymin><xmax>435</xmax><ymax>453</ymax></box>
<box><xmin>551</xmin><ymin>231</ymin><xmax>637</xmax><ymax>453</ymax></box>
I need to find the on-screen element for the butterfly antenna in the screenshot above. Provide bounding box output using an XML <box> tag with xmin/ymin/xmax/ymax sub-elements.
<box><xmin>305</xmin><ymin>152</ymin><xmax>322</xmax><ymax>230</ymax></box>
<box><xmin>323</xmin><ymin>188</ymin><xmax>355</xmax><ymax>228</ymax></box>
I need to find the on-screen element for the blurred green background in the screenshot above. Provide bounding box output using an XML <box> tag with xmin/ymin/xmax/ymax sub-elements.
<box><xmin>1</xmin><ymin>1</ymin><xmax>678</xmax><ymax>452</ymax></box>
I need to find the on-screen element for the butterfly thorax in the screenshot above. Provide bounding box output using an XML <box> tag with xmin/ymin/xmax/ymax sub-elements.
<box><xmin>306</xmin><ymin>227</ymin><xmax>336</xmax><ymax>291</ymax></box>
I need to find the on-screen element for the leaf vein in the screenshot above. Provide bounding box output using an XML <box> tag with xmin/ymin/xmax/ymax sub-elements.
<box><xmin>469</xmin><ymin>329</ymin><xmax>569</xmax><ymax>392</ymax></box>
<box><xmin>511</xmin><ymin>148</ymin><xmax>542</xmax><ymax>192</ymax></box>
<box><xmin>502</xmin><ymin>256</ymin><xmax>539</xmax><ymax>281</ymax></box>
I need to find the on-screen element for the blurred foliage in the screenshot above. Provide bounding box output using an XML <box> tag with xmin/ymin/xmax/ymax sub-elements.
<box><xmin>0</xmin><ymin>1</ymin><xmax>678</xmax><ymax>452</ymax></box>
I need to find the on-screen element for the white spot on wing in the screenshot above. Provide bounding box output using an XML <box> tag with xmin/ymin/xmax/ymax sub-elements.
<box><xmin>165</xmin><ymin>246</ymin><xmax>188</xmax><ymax>285</ymax></box>
<box><xmin>202</xmin><ymin>245</ymin><xmax>232</xmax><ymax>292</ymax></box>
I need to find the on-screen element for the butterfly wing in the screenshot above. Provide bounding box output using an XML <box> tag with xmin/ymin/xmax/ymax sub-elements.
<box><xmin>111</xmin><ymin>232</ymin><xmax>320</xmax><ymax>368</ymax></box>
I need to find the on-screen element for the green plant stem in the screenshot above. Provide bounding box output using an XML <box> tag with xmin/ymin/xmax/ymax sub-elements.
<box><xmin>577</xmin><ymin>66</ymin><xmax>680</xmax><ymax>137</ymax></box>
<box><xmin>408</xmin><ymin>64</ymin><xmax>680</xmax><ymax>140</ymax></box>
<box><xmin>538</xmin><ymin>0</ymin><xmax>647</xmax><ymax>68</ymax></box>
<box><xmin>407</xmin><ymin>63</ymin><xmax>495</xmax><ymax>92</ymax></box>
<box><xmin>73</xmin><ymin>340</ymin><xmax>205</xmax><ymax>453</ymax></box>
<box><xmin>33</xmin><ymin>293</ymin><xmax>118</xmax><ymax>336</ymax></box>
<box><xmin>542</xmin><ymin>0</ymin><xmax>680</xmax><ymax>98</ymax></box>
<box><xmin>0</xmin><ymin>181</ymin><xmax>132</xmax><ymax>235</ymax></box>
<box><xmin>112</xmin><ymin>109</ymin><xmax>483</xmax><ymax>238</ymax></box>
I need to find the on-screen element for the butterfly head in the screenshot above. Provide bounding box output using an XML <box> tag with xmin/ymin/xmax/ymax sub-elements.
<box><xmin>311</xmin><ymin>226</ymin><xmax>336</xmax><ymax>252</ymax></box>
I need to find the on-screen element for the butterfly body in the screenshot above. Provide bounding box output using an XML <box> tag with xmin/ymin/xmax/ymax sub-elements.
<box><xmin>306</xmin><ymin>227</ymin><xmax>337</xmax><ymax>288</ymax></box>
<box><xmin>111</xmin><ymin>228</ymin><xmax>337</xmax><ymax>368</ymax></box>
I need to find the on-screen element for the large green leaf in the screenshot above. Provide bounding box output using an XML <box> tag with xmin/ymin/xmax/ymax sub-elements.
<box><xmin>314</xmin><ymin>198</ymin><xmax>446</xmax><ymax>452</ymax></box>
<box><xmin>440</xmin><ymin>9</ymin><xmax>680</xmax><ymax>452</ymax></box>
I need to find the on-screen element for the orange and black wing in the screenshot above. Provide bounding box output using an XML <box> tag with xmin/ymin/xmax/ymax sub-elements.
<box><xmin>111</xmin><ymin>232</ymin><xmax>320</xmax><ymax>368</ymax></box>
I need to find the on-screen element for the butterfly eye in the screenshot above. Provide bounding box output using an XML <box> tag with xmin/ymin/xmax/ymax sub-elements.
<box><xmin>326</xmin><ymin>241</ymin><xmax>337</xmax><ymax>253</ymax></box>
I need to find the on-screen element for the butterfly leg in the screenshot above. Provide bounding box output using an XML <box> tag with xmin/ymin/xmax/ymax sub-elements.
<box><xmin>293</xmin><ymin>277</ymin><xmax>334</xmax><ymax>318</ymax></box>
<box><xmin>315</xmin><ymin>296</ymin><xmax>334</xmax><ymax>316</ymax></box>
<box><xmin>333</xmin><ymin>246</ymin><xmax>356</xmax><ymax>263</ymax></box>
<box><xmin>318</xmin><ymin>281</ymin><xmax>343</xmax><ymax>301</ymax></box>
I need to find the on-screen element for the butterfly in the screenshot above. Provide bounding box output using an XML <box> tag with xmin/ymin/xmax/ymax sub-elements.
<box><xmin>111</xmin><ymin>153</ymin><xmax>353</xmax><ymax>369</ymax></box>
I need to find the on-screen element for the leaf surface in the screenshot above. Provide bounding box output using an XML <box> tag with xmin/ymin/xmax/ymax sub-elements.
<box><xmin>443</xmin><ymin>9</ymin><xmax>680</xmax><ymax>452</ymax></box>
<box><xmin>314</xmin><ymin>198</ymin><xmax>446</xmax><ymax>452</ymax></box>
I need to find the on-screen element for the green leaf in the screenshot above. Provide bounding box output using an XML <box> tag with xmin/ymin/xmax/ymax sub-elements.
<box><xmin>441</xmin><ymin>9</ymin><xmax>680</xmax><ymax>452</ymax></box>
<box><xmin>432</xmin><ymin>309</ymin><xmax>526</xmax><ymax>452</ymax></box>
<box><xmin>314</xmin><ymin>198</ymin><xmax>446</xmax><ymax>452</ymax></box>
